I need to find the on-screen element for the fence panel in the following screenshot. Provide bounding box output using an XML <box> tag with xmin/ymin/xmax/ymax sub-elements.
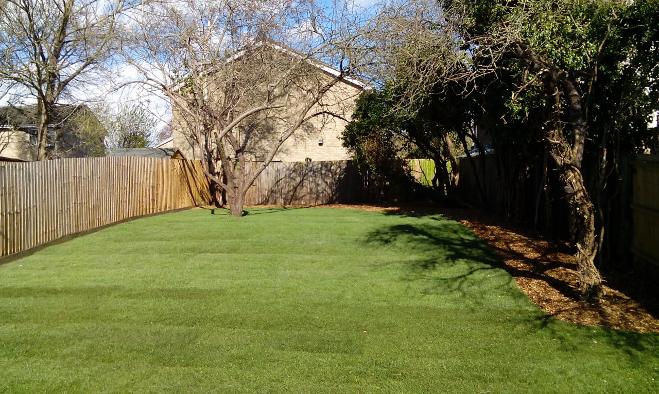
<box><xmin>242</xmin><ymin>160</ymin><xmax>362</xmax><ymax>206</ymax></box>
<box><xmin>632</xmin><ymin>156</ymin><xmax>659</xmax><ymax>267</ymax></box>
<box><xmin>0</xmin><ymin>157</ymin><xmax>365</xmax><ymax>257</ymax></box>
<box><xmin>0</xmin><ymin>157</ymin><xmax>210</xmax><ymax>257</ymax></box>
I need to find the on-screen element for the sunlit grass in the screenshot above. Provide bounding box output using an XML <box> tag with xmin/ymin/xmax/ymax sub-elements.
<box><xmin>0</xmin><ymin>207</ymin><xmax>656</xmax><ymax>392</ymax></box>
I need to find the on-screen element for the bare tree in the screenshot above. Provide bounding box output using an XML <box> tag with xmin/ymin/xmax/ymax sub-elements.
<box><xmin>0</xmin><ymin>0</ymin><xmax>132</xmax><ymax>159</ymax></box>
<box><xmin>126</xmin><ymin>0</ymin><xmax>365</xmax><ymax>215</ymax></box>
<box><xmin>100</xmin><ymin>103</ymin><xmax>157</xmax><ymax>148</ymax></box>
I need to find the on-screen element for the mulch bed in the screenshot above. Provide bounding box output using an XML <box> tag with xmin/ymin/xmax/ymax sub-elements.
<box><xmin>322</xmin><ymin>204</ymin><xmax>659</xmax><ymax>333</ymax></box>
<box><xmin>449</xmin><ymin>209</ymin><xmax>659</xmax><ymax>333</ymax></box>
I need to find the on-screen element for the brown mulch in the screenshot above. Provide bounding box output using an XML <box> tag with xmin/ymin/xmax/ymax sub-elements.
<box><xmin>319</xmin><ymin>204</ymin><xmax>659</xmax><ymax>333</ymax></box>
<box><xmin>450</xmin><ymin>209</ymin><xmax>659</xmax><ymax>334</ymax></box>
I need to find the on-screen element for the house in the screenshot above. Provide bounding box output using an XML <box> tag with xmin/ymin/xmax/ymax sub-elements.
<box><xmin>0</xmin><ymin>104</ymin><xmax>106</xmax><ymax>161</ymax></box>
<box><xmin>171</xmin><ymin>40</ymin><xmax>366</xmax><ymax>163</ymax></box>
<box><xmin>107</xmin><ymin>147</ymin><xmax>185</xmax><ymax>159</ymax></box>
<box><xmin>156</xmin><ymin>136</ymin><xmax>174</xmax><ymax>149</ymax></box>
<box><xmin>0</xmin><ymin>124</ymin><xmax>31</xmax><ymax>162</ymax></box>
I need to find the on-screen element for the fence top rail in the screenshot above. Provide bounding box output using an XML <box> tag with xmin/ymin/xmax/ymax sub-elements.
<box><xmin>0</xmin><ymin>157</ymin><xmax>204</xmax><ymax>167</ymax></box>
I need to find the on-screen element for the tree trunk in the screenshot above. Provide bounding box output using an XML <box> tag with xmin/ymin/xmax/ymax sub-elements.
<box><xmin>554</xmin><ymin>158</ymin><xmax>602</xmax><ymax>300</ymax></box>
<box><xmin>209</xmin><ymin>178</ymin><xmax>222</xmax><ymax>207</ymax></box>
<box><xmin>225</xmin><ymin>171</ymin><xmax>245</xmax><ymax>217</ymax></box>
<box><xmin>443</xmin><ymin>134</ymin><xmax>460</xmax><ymax>188</ymax></box>
<box><xmin>36</xmin><ymin>99</ymin><xmax>50</xmax><ymax>160</ymax></box>
<box><xmin>229</xmin><ymin>188</ymin><xmax>245</xmax><ymax>217</ymax></box>
<box><xmin>204</xmin><ymin>147</ymin><xmax>222</xmax><ymax>207</ymax></box>
<box><xmin>511</xmin><ymin>45</ymin><xmax>603</xmax><ymax>296</ymax></box>
<box><xmin>457</xmin><ymin>131</ymin><xmax>488</xmax><ymax>206</ymax></box>
<box><xmin>533</xmin><ymin>151</ymin><xmax>548</xmax><ymax>229</ymax></box>
<box><xmin>562</xmin><ymin>79</ymin><xmax>588</xmax><ymax>166</ymax></box>
<box><xmin>228</xmin><ymin>154</ymin><xmax>246</xmax><ymax>217</ymax></box>
<box><xmin>544</xmin><ymin>86</ymin><xmax>602</xmax><ymax>301</ymax></box>
<box><xmin>544</xmin><ymin>73</ymin><xmax>603</xmax><ymax>300</ymax></box>
<box><xmin>430</xmin><ymin>154</ymin><xmax>449</xmax><ymax>196</ymax></box>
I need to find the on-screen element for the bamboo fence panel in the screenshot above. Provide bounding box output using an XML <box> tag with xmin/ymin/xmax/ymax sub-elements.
<box><xmin>0</xmin><ymin>157</ymin><xmax>210</xmax><ymax>257</ymax></box>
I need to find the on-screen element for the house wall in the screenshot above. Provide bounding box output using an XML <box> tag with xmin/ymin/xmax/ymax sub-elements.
<box><xmin>171</xmin><ymin>62</ymin><xmax>362</xmax><ymax>163</ymax></box>
<box><xmin>0</xmin><ymin>128</ymin><xmax>34</xmax><ymax>161</ymax></box>
<box><xmin>272</xmin><ymin>80</ymin><xmax>361</xmax><ymax>162</ymax></box>
<box><xmin>172</xmin><ymin>107</ymin><xmax>205</xmax><ymax>160</ymax></box>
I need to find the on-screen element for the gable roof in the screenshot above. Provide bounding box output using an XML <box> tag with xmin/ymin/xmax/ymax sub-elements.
<box><xmin>0</xmin><ymin>156</ymin><xmax>28</xmax><ymax>162</ymax></box>
<box><xmin>228</xmin><ymin>39</ymin><xmax>368</xmax><ymax>90</ymax></box>
<box><xmin>175</xmin><ymin>39</ymin><xmax>368</xmax><ymax>91</ymax></box>
<box><xmin>156</xmin><ymin>136</ymin><xmax>174</xmax><ymax>148</ymax></box>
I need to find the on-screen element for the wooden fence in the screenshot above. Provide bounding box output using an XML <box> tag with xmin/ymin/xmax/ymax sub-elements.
<box><xmin>243</xmin><ymin>160</ymin><xmax>363</xmax><ymax>206</ymax></box>
<box><xmin>455</xmin><ymin>153</ymin><xmax>659</xmax><ymax>270</ymax></box>
<box><xmin>632</xmin><ymin>156</ymin><xmax>659</xmax><ymax>268</ymax></box>
<box><xmin>456</xmin><ymin>154</ymin><xmax>501</xmax><ymax>210</ymax></box>
<box><xmin>0</xmin><ymin>157</ymin><xmax>210</xmax><ymax>257</ymax></box>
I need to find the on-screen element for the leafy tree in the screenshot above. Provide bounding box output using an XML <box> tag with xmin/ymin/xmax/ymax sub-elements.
<box><xmin>67</xmin><ymin>108</ymin><xmax>107</xmax><ymax>157</ymax></box>
<box><xmin>343</xmin><ymin>85</ymin><xmax>467</xmax><ymax>200</ymax></box>
<box><xmin>354</xmin><ymin>0</ymin><xmax>659</xmax><ymax>299</ymax></box>
<box><xmin>455</xmin><ymin>0</ymin><xmax>659</xmax><ymax>298</ymax></box>
<box><xmin>342</xmin><ymin>90</ymin><xmax>416</xmax><ymax>201</ymax></box>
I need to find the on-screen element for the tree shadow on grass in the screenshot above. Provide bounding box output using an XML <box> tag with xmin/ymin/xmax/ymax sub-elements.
<box><xmin>530</xmin><ymin>308</ymin><xmax>659</xmax><ymax>366</ymax></box>
<box><xmin>383</xmin><ymin>207</ymin><xmax>657</xmax><ymax>318</ymax></box>
<box><xmin>365</xmin><ymin>209</ymin><xmax>659</xmax><ymax>365</ymax></box>
<box><xmin>531</xmin><ymin>313</ymin><xmax>658</xmax><ymax>368</ymax></box>
<box><xmin>363</xmin><ymin>219</ymin><xmax>523</xmax><ymax>309</ymax></box>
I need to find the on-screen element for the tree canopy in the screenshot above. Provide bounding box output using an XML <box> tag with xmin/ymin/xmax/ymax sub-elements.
<box><xmin>344</xmin><ymin>0</ymin><xmax>659</xmax><ymax>299</ymax></box>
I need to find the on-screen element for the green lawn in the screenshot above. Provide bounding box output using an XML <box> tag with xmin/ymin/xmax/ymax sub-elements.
<box><xmin>0</xmin><ymin>208</ymin><xmax>657</xmax><ymax>392</ymax></box>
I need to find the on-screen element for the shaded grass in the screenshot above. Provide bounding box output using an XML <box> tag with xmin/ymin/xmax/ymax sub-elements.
<box><xmin>0</xmin><ymin>207</ymin><xmax>657</xmax><ymax>392</ymax></box>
